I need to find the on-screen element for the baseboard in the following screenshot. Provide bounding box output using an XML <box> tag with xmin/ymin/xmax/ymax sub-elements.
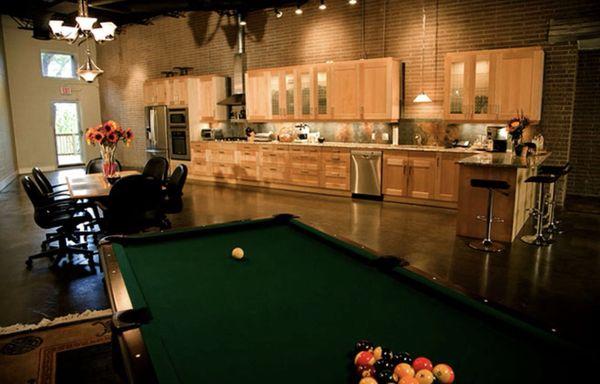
<box><xmin>0</xmin><ymin>170</ymin><xmax>17</xmax><ymax>191</ymax></box>
<box><xmin>18</xmin><ymin>165</ymin><xmax>56</xmax><ymax>175</ymax></box>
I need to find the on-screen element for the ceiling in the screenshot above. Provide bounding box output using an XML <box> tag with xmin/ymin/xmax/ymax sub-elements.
<box><xmin>0</xmin><ymin>0</ymin><xmax>307</xmax><ymax>39</ymax></box>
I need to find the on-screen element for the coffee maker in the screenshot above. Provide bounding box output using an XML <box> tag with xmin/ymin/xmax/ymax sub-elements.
<box><xmin>487</xmin><ymin>125</ymin><xmax>507</xmax><ymax>152</ymax></box>
<box><xmin>294</xmin><ymin>123</ymin><xmax>310</xmax><ymax>143</ymax></box>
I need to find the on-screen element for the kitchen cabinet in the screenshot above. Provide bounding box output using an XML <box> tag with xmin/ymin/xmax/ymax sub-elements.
<box><xmin>407</xmin><ymin>152</ymin><xmax>437</xmax><ymax>199</ymax></box>
<box><xmin>246</xmin><ymin>71</ymin><xmax>271</xmax><ymax>121</ymax></box>
<box><xmin>259</xmin><ymin>145</ymin><xmax>289</xmax><ymax>182</ymax></box>
<box><xmin>143</xmin><ymin>79</ymin><xmax>169</xmax><ymax>106</ymax></box>
<box><xmin>168</xmin><ymin>77</ymin><xmax>188</xmax><ymax>107</ymax></box>
<box><xmin>494</xmin><ymin>48</ymin><xmax>544</xmax><ymax>121</ymax></box>
<box><xmin>197</xmin><ymin>76</ymin><xmax>228</xmax><ymax>122</ymax></box>
<box><xmin>190</xmin><ymin>142</ymin><xmax>212</xmax><ymax>177</ymax></box>
<box><xmin>237</xmin><ymin>144</ymin><xmax>259</xmax><ymax>181</ymax></box>
<box><xmin>382</xmin><ymin>151</ymin><xmax>409</xmax><ymax>196</ymax></box>
<box><xmin>297</xmin><ymin>66</ymin><xmax>315</xmax><ymax>120</ymax></box>
<box><xmin>321</xmin><ymin>149</ymin><xmax>350</xmax><ymax>191</ymax></box>
<box><xmin>330</xmin><ymin>61</ymin><xmax>361</xmax><ymax>120</ymax></box>
<box><xmin>434</xmin><ymin>153</ymin><xmax>466</xmax><ymax>202</ymax></box>
<box><xmin>289</xmin><ymin>146</ymin><xmax>320</xmax><ymax>187</ymax></box>
<box><xmin>268</xmin><ymin>69</ymin><xmax>297</xmax><ymax>120</ymax></box>
<box><xmin>314</xmin><ymin>64</ymin><xmax>332</xmax><ymax>120</ymax></box>
<box><xmin>444</xmin><ymin>47</ymin><xmax>543</xmax><ymax>122</ymax></box>
<box><xmin>361</xmin><ymin>58</ymin><xmax>401</xmax><ymax>120</ymax></box>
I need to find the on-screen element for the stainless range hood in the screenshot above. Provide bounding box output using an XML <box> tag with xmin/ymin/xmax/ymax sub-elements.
<box><xmin>218</xmin><ymin>14</ymin><xmax>246</xmax><ymax>106</ymax></box>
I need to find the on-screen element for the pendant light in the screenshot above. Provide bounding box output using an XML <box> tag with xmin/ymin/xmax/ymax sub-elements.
<box><xmin>413</xmin><ymin>3</ymin><xmax>432</xmax><ymax>103</ymax></box>
<box><xmin>77</xmin><ymin>49</ymin><xmax>103</xmax><ymax>83</ymax></box>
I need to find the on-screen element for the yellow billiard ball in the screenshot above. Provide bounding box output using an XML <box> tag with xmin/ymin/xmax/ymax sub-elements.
<box><xmin>231</xmin><ymin>247</ymin><xmax>245</xmax><ymax>260</ymax></box>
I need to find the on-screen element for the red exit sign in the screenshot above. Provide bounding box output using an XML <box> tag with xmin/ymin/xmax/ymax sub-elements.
<box><xmin>59</xmin><ymin>86</ymin><xmax>72</xmax><ymax>95</ymax></box>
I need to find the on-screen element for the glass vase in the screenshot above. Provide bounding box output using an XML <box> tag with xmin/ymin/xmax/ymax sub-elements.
<box><xmin>100</xmin><ymin>144</ymin><xmax>118</xmax><ymax>178</ymax></box>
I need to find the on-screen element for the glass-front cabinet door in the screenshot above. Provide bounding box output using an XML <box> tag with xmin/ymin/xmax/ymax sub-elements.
<box><xmin>444</xmin><ymin>54</ymin><xmax>470</xmax><ymax>120</ymax></box>
<box><xmin>314</xmin><ymin>64</ymin><xmax>332</xmax><ymax>119</ymax></box>
<box><xmin>283</xmin><ymin>70</ymin><xmax>296</xmax><ymax>119</ymax></box>
<box><xmin>297</xmin><ymin>66</ymin><xmax>314</xmax><ymax>119</ymax></box>
<box><xmin>269</xmin><ymin>72</ymin><xmax>282</xmax><ymax>120</ymax></box>
<box><xmin>471</xmin><ymin>53</ymin><xmax>496</xmax><ymax>121</ymax></box>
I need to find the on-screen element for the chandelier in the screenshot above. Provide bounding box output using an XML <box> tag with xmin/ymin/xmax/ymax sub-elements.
<box><xmin>49</xmin><ymin>0</ymin><xmax>116</xmax><ymax>44</ymax></box>
<box><xmin>48</xmin><ymin>0</ymin><xmax>115</xmax><ymax>82</ymax></box>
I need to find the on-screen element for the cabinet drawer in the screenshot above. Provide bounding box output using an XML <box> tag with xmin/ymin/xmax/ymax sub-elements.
<box><xmin>261</xmin><ymin>168</ymin><xmax>287</xmax><ymax>182</ymax></box>
<box><xmin>289</xmin><ymin>162</ymin><xmax>319</xmax><ymax>171</ymax></box>
<box><xmin>290</xmin><ymin>152</ymin><xmax>321</xmax><ymax>163</ymax></box>
<box><xmin>290</xmin><ymin>169</ymin><xmax>320</xmax><ymax>187</ymax></box>
<box><xmin>212</xmin><ymin>164</ymin><xmax>235</xmax><ymax>178</ymax></box>
<box><xmin>192</xmin><ymin>142</ymin><xmax>210</xmax><ymax>150</ymax></box>
<box><xmin>323</xmin><ymin>164</ymin><xmax>348</xmax><ymax>178</ymax></box>
<box><xmin>237</xmin><ymin>164</ymin><xmax>258</xmax><ymax>180</ymax></box>
<box><xmin>322</xmin><ymin>150</ymin><xmax>350</xmax><ymax>163</ymax></box>
<box><xmin>214</xmin><ymin>150</ymin><xmax>236</xmax><ymax>164</ymax></box>
<box><xmin>322</xmin><ymin>175</ymin><xmax>350</xmax><ymax>190</ymax></box>
<box><xmin>191</xmin><ymin>164</ymin><xmax>211</xmax><ymax>176</ymax></box>
<box><xmin>238</xmin><ymin>144</ymin><xmax>258</xmax><ymax>151</ymax></box>
<box><xmin>260</xmin><ymin>152</ymin><xmax>288</xmax><ymax>164</ymax></box>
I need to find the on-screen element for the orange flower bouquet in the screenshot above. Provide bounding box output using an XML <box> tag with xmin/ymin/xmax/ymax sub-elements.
<box><xmin>85</xmin><ymin>120</ymin><xmax>134</xmax><ymax>178</ymax></box>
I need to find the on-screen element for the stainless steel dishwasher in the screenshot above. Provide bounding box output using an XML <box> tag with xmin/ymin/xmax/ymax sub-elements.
<box><xmin>350</xmin><ymin>150</ymin><xmax>383</xmax><ymax>196</ymax></box>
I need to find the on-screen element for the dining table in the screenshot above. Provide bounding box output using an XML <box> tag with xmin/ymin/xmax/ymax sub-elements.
<box><xmin>66</xmin><ymin>171</ymin><xmax>140</xmax><ymax>199</ymax></box>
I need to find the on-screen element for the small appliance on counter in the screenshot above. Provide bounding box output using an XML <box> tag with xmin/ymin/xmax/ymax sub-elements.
<box><xmin>254</xmin><ymin>132</ymin><xmax>274</xmax><ymax>142</ymax></box>
<box><xmin>294</xmin><ymin>123</ymin><xmax>310</xmax><ymax>143</ymax></box>
<box><xmin>451</xmin><ymin>139</ymin><xmax>470</xmax><ymax>148</ymax></box>
<box><xmin>201</xmin><ymin>128</ymin><xmax>214</xmax><ymax>141</ymax></box>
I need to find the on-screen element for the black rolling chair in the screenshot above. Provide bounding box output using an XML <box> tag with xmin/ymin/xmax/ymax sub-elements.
<box><xmin>521</xmin><ymin>174</ymin><xmax>559</xmax><ymax>246</ymax></box>
<box><xmin>86</xmin><ymin>157</ymin><xmax>123</xmax><ymax>174</ymax></box>
<box><xmin>100</xmin><ymin>175</ymin><xmax>164</xmax><ymax>235</ymax></box>
<box><xmin>21</xmin><ymin>177</ymin><xmax>95</xmax><ymax>269</ymax></box>
<box><xmin>142</xmin><ymin>156</ymin><xmax>169</xmax><ymax>182</ymax></box>
<box><xmin>468</xmin><ymin>179</ymin><xmax>510</xmax><ymax>253</ymax></box>
<box><xmin>32</xmin><ymin>167</ymin><xmax>68</xmax><ymax>195</ymax></box>
<box><xmin>538</xmin><ymin>162</ymin><xmax>571</xmax><ymax>234</ymax></box>
<box><xmin>162</xmin><ymin>164</ymin><xmax>188</xmax><ymax>214</ymax></box>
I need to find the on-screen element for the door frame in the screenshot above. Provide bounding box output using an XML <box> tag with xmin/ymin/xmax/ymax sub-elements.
<box><xmin>50</xmin><ymin>100</ymin><xmax>85</xmax><ymax>168</ymax></box>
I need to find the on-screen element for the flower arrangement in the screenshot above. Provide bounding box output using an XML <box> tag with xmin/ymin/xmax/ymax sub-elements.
<box><xmin>507</xmin><ymin>111</ymin><xmax>530</xmax><ymax>156</ymax></box>
<box><xmin>85</xmin><ymin>120</ymin><xmax>134</xmax><ymax>177</ymax></box>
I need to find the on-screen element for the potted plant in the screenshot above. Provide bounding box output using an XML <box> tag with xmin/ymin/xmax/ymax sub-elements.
<box><xmin>507</xmin><ymin>110</ymin><xmax>530</xmax><ymax>156</ymax></box>
<box><xmin>85</xmin><ymin>120</ymin><xmax>133</xmax><ymax>178</ymax></box>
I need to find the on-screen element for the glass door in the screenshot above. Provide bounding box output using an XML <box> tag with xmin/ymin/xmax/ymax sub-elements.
<box><xmin>471</xmin><ymin>53</ymin><xmax>496</xmax><ymax>121</ymax></box>
<box><xmin>283</xmin><ymin>70</ymin><xmax>296</xmax><ymax>119</ymax></box>
<box><xmin>314</xmin><ymin>64</ymin><xmax>332</xmax><ymax>119</ymax></box>
<box><xmin>297</xmin><ymin>66</ymin><xmax>314</xmax><ymax>119</ymax></box>
<box><xmin>52</xmin><ymin>101</ymin><xmax>83</xmax><ymax>166</ymax></box>
<box><xmin>269</xmin><ymin>71</ymin><xmax>282</xmax><ymax>120</ymax></box>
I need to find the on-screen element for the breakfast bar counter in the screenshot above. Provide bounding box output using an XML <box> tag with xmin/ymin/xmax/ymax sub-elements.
<box><xmin>456</xmin><ymin>152</ymin><xmax>551</xmax><ymax>242</ymax></box>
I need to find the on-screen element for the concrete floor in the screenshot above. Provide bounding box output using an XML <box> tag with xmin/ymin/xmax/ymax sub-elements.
<box><xmin>1</xmin><ymin>168</ymin><xmax>598</xmax><ymax>350</ymax></box>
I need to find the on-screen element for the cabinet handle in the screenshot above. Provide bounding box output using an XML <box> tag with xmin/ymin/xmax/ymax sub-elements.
<box><xmin>403</xmin><ymin>165</ymin><xmax>406</xmax><ymax>175</ymax></box>
<box><xmin>437</xmin><ymin>157</ymin><xmax>440</xmax><ymax>167</ymax></box>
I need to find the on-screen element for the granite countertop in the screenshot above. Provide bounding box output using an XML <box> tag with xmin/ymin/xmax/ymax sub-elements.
<box><xmin>194</xmin><ymin>140</ymin><xmax>480</xmax><ymax>154</ymax></box>
<box><xmin>458</xmin><ymin>152</ymin><xmax>551</xmax><ymax>168</ymax></box>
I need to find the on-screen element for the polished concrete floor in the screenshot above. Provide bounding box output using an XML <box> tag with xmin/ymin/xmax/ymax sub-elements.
<box><xmin>1</xmin><ymin>168</ymin><xmax>598</xmax><ymax>350</ymax></box>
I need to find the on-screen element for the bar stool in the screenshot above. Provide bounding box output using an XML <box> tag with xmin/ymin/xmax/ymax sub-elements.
<box><xmin>521</xmin><ymin>174</ymin><xmax>559</xmax><ymax>246</ymax></box>
<box><xmin>538</xmin><ymin>162</ymin><xmax>571</xmax><ymax>234</ymax></box>
<box><xmin>468</xmin><ymin>179</ymin><xmax>510</xmax><ymax>253</ymax></box>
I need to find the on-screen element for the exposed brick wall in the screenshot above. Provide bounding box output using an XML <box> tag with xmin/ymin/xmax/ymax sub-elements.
<box><xmin>568</xmin><ymin>50</ymin><xmax>600</xmax><ymax>197</ymax></box>
<box><xmin>97</xmin><ymin>0</ymin><xmax>600</xmax><ymax>201</ymax></box>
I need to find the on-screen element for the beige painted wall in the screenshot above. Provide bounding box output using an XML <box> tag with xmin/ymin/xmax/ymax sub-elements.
<box><xmin>2</xmin><ymin>16</ymin><xmax>102</xmax><ymax>173</ymax></box>
<box><xmin>0</xmin><ymin>19</ymin><xmax>17</xmax><ymax>190</ymax></box>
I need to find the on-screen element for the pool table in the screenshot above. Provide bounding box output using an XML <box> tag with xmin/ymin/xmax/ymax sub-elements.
<box><xmin>100</xmin><ymin>214</ymin><xmax>581</xmax><ymax>384</ymax></box>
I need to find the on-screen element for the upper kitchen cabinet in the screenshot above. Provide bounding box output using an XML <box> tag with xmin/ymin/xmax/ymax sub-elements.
<box><xmin>297</xmin><ymin>65</ymin><xmax>316</xmax><ymax>120</ymax></box>
<box><xmin>330</xmin><ymin>61</ymin><xmax>361</xmax><ymax>120</ymax></box>
<box><xmin>314</xmin><ymin>64</ymin><xmax>332</xmax><ymax>120</ymax></box>
<box><xmin>168</xmin><ymin>77</ymin><xmax>189</xmax><ymax>107</ymax></box>
<box><xmin>143</xmin><ymin>79</ymin><xmax>169</xmax><ymax>106</ymax></box>
<box><xmin>443</xmin><ymin>46</ymin><xmax>543</xmax><ymax>122</ymax></box>
<box><xmin>246</xmin><ymin>70</ymin><xmax>271</xmax><ymax>121</ymax></box>
<box><xmin>494</xmin><ymin>47</ymin><xmax>544</xmax><ymax>122</ymax></box>
<box><xmin>196</xmin><ymin>75</ymin><xmax>228</xmax><ymax>122</ymax></box>
<box><xmin>360</xmin><ymin>58</ymin><xmax>401</xmax><ymax>121</ymax></box>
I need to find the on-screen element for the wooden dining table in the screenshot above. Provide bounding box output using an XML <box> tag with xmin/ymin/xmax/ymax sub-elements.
<box><xmin>66</xmin><ymin>171</ymin><xmax>140</xmax><ymax>199</ymax></box>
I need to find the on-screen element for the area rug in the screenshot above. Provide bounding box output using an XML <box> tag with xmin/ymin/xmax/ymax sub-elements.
<box><xmin>0</xmin><ymin>315</ymin><xmax>114</xmax><ymax>384</ymax></box>
<box><xmin>0</xmin><ymin>309</ymin><xmax>112</xmax><ymax>336</ymax></box>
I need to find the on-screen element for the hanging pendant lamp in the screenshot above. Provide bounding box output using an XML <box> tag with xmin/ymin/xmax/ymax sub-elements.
<box><xmin>414</xmin><ymin>3</ymin><xmax>432</xmax><ymax>103</ymax></box>
<box><xmin>77</xmin><ymin>49</ymin><xmax>104</xmax><ymax>83</ymax></box>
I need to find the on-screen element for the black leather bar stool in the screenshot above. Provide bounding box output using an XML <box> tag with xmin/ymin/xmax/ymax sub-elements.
<box><xmin>538</xmin><ymin>162</ymin><xmax>571</xmax><ymax>234</ymax></box>
<box><xmin>521</xmin><ymin>174</ymin><xmax>559</xmax><ymax>246</ymax></box>
<box><xmin>468</xmin><ymin>179</ymin><xmax>510</xmax><ymax>253</ymax></box>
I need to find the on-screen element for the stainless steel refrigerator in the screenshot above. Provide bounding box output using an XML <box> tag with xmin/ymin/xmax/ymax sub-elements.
<box><xmin>145</xmin><ymin>105</ymin><xmax>169</xmax><ymax>160</ymax></box>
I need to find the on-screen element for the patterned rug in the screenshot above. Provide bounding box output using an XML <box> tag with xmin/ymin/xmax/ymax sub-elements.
<box><xmin>0</xmin><ymin>315</ymin><xmax>118</xmax><ymax>384</ymax></box>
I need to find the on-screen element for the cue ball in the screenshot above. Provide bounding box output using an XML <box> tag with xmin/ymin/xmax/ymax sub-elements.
<box><xmin>231</xmin><ymin>247</ymin><xmax>245</xmax><ymax>259</ymax></box>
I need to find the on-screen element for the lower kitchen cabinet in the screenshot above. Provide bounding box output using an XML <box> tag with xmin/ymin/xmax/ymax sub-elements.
<box><xmin>321</xmin><ymin>149</ymin><xmax>350</xmax><ymax>191</ymax></box>
<box><xmin>382</xmin><ymin>151</ymin><xmax>409</xmax><ymax>196</ymax></box>
<box><xmin>434</xmin><ymin>153</ymin><xmax>467</xmax><ymax>202</ymax></box>
<box><xmin>407</xmin><ymin>152</ymin><xmax>437</xmax><ymax>199</ymax></box>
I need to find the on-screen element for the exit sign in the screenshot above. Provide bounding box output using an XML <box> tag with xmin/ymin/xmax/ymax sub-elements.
<box><xmin>59</xmin><ymin>86</ymin><xmax>72</xmax><ymax>95</ymax></box>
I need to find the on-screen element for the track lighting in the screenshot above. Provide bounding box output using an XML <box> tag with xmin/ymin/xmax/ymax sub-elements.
<box><xmin>319</xmin><ymin>0</ymin><xmax>327</xmax><ymax>10</ymax></box>
<box><xmin>349</xmin><ymin>0</ymin><xmax>358</xmax><ymax>5</ymax></box>
<box><xmin>295</xmin><ymin>6</ymin><xmax>303</xmax><ymax>15</ymax></box>
<box><xmin>238</xmin><ymin>12</ymin><xmax>247</xmax><ymax>26</ymax></box>
<box><xmin>274</xmin><ymin>8</ymin><xmax>283</xmax><ymax>18</ymax></box>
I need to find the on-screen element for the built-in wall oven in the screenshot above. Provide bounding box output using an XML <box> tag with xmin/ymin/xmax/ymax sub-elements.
<box><xmin>168</xmin><ymin>108</ymin><xmax>190</xmax><ymax>160</ymax></box>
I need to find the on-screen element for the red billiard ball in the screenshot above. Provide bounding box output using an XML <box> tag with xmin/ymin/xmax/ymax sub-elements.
<box><xmin>412</xmin><ymin>357</ymin><xmax>433</xmax><ymax>372</ymax></box>
<box><xmin>354</xmin><ymin>351</ymin><xmax>376</xmax><ymax>366</ymax></box>
<box><xmin>433</xmin><ymin>363</ymin><xmax>455</xmax><ymax>384</ymax></box>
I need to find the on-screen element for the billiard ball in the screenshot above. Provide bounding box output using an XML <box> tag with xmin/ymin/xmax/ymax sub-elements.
<box><xmin>398</xmin><ymin>351</ymin><xmax>413</xmax><ymax>364</ymax></box>
<box><xmin>373</xmin><ymin>346</ymin><xmax>383</xmax><ymax>360</ymax></box>
<box><xmin>393</xmin><ymin>363</ymin><xmax>415</xmax><ymax>380</ymax></box>
<box><xmin>231</xmin><ymin>247</ymin><xmax>244</xmax><ymax>259</ymax></box>
<box><xmin>354</xmin><ymin>351</ymin><xmax>376</xmax><ymax>366</ymax></box>
<box><xmin>355</xmin><ymin>340</ymin><xmax>374</xmax><ymax>353</ymax></box>
<box><xmin>432</xmin><ymin>364</ymin><xmax>454</xmax><ymax>384</ymax></box>
<box><xmin>399</xmin><ymin>377</ymin><xmax>420</xmax><ymax>384</ymax></box>
<box><xmin>412</xmin><ymin>357</ymin><xmax>433</xmax><ymax>372</ymax></box>
<box><xmin>388</xmin><ymin>352</ymin><xmax>402</xmax><ymax>365</ymax></box>
<box><xmin>381</xmin><ymin>348</ymin><xmax>394</xmax><ymax>362</ymax></box>
<box><xmin>375</xmin><ymin>369</ymin><xmax>396</xmax><ymax>384</ymax></box>
<box><xmin>415</xmin><ymin>369</ymin><xmax>435</xmax><ymax>384</ymax></box>
<box><xmin>374</xmin><ymin>359</ymin><xmax>394</xmax><ymax>372</ymax></box>
<box><xmin>359</xmin><ymin>377</ymin><xmax>378</xmax><ymax>384</ymax></box>
<box><xmin>356</xmin><ymin>364</ymin><xmax>376</xmax><ymax>378</ymax></box>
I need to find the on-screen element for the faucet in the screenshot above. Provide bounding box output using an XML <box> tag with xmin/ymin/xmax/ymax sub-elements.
<box><xmin>414</xmin><ymin>134</ymin><xmax>423</xmax><ymax>146</ymax></box>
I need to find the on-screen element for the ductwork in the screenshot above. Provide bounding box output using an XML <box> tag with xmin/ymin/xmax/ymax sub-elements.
<box><xmin>218</xmin><ymin>14</ymin><xmax>246</xmax><ymax>106</ymax></box>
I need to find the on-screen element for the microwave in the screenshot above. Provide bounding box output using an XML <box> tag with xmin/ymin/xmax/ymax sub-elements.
<box><xmin>168</xmin><ymin>108</ymin><xmax>187</xmax><ymax>127</ymax></box>
<box><xmin>201</xmin><ymin>128</ymin><xmax>214</xmax><ymax>141</ymax></box>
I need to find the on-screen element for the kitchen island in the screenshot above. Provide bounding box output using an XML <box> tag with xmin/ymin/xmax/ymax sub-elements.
<box><xmin>456</xmin><ymin>152</ymin><xmax>551</xmax><ymax>242</ymax></box>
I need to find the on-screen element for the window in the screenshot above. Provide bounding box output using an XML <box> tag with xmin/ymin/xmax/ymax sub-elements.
<box><xmin>41</xmin><ymin>52</ymin><xmax>76</xmax><ymax>79</ymax></box>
